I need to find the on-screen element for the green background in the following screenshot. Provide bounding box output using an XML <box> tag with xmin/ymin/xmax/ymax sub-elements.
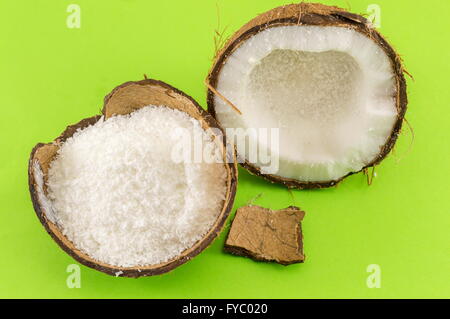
<box><xmin>1</xmin><ymin>0</ymin><xmax>449</xmax><ymax>299</ymax></box>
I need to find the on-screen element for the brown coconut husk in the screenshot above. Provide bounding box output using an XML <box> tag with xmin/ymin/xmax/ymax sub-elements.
<box><xmin>224</xmin><ymin>205</ymin><xmax>305</xmax><ymax>265</ymax></box>
<box><xmin>206</xmin><ymin>2</ymin><xmax>408</xmax><ymax>189</ymax></box>
<box><xmin>28</xmin><ymin>79</ymin><xmax>238</xmax><ymax>277</ymax></box>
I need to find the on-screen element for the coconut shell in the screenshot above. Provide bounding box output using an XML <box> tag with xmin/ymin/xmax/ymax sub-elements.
<box><xmin>28</xmin><ymin>79</ymin><xmax>238</xmax><ymax>277</ymax></box>
<box><xmin>206</xmin><ymin>2</ymin><xmax>408</xmax><ymax>189</ymax></box>
<box><xmin>224</xmin><ymin>205</ymin><xmax>305</xmax><ymax>265</ymax></box>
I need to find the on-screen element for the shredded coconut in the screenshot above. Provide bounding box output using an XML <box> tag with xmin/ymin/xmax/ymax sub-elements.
<box><xmin>46</xmin><ymin>106</ymin><xmax>228</xmax><ymax>267</ymax></box>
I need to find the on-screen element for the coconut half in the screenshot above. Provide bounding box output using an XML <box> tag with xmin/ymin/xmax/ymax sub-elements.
<box><xmin>28</xmin><ymin>79</ymin><xmax>237</xmax><ymax>277</ymax></box>
<box><xmin>207</xmin><ymin>3</ymin><xmax>408</xmax><ymax>188</ymax></box>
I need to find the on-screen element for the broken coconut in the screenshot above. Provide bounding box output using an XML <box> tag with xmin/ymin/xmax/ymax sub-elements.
<box><xmin>224</xmin><ymin>205</ymin><xmax>305</xmax><ymax>265</ymax></box>
<box><xmin>28</xmin><ymin>79</ymin><xmax>238</xmax><ymax>277</ymax></box>
<box><xmin>206</xmin><ymin>3</ymin><xmax>408</xmax><ymax>188</ymax></box>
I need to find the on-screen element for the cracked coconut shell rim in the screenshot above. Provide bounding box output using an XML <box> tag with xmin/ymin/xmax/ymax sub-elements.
<box><xmin>206</xmin><ymin>2</ymin><xmax>408</xmax><ymax>189</ymax></box>
<box><xmin>28</xmin><ymin>79</ymin><xmax>238</xmax><ymax>277</ymax></box>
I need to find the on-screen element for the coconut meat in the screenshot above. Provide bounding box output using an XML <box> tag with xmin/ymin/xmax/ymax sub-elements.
<box><xmin>214</xmin><ymin>26</ymin><xmax>397</xmax><ymax>182</ymax></box>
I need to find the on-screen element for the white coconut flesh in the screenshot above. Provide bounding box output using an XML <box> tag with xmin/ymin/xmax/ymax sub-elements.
<box><xmin>214</xmin><ymin>26</ymin><xmax>398</xmax><ymax>182</ymax></box>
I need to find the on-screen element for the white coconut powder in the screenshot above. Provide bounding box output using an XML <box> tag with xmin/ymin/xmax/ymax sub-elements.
<box><xmin>45</xmin><ymin>106</ymin><xmax>228</xmax><ymax>267</ymax></box>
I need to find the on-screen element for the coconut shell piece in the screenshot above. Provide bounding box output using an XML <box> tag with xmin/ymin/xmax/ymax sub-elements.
<box><xmin>224</xmin><ymin>205</ymin><xmax>305</xmax><ymax>265</ymax></box>
<box><xmin>28</xmin><ymin>79</ymin><xmax>238</xmax><ymax>277</ymax></box>
<box><xmin>206</xmin><ymin>2</ymin><xmax>408</xmax><ymax>189</ymax></box>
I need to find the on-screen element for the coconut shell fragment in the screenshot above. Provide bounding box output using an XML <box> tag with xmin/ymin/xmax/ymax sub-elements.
<box><xmin>224</xmin><ymin>205</ymin><xmax>305</xmax><ymax>265</ymax></box>
<box><xmin>28</xmin><ymin>79</ymin><xmax>238</xmax><ymax>277</ymax></box>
